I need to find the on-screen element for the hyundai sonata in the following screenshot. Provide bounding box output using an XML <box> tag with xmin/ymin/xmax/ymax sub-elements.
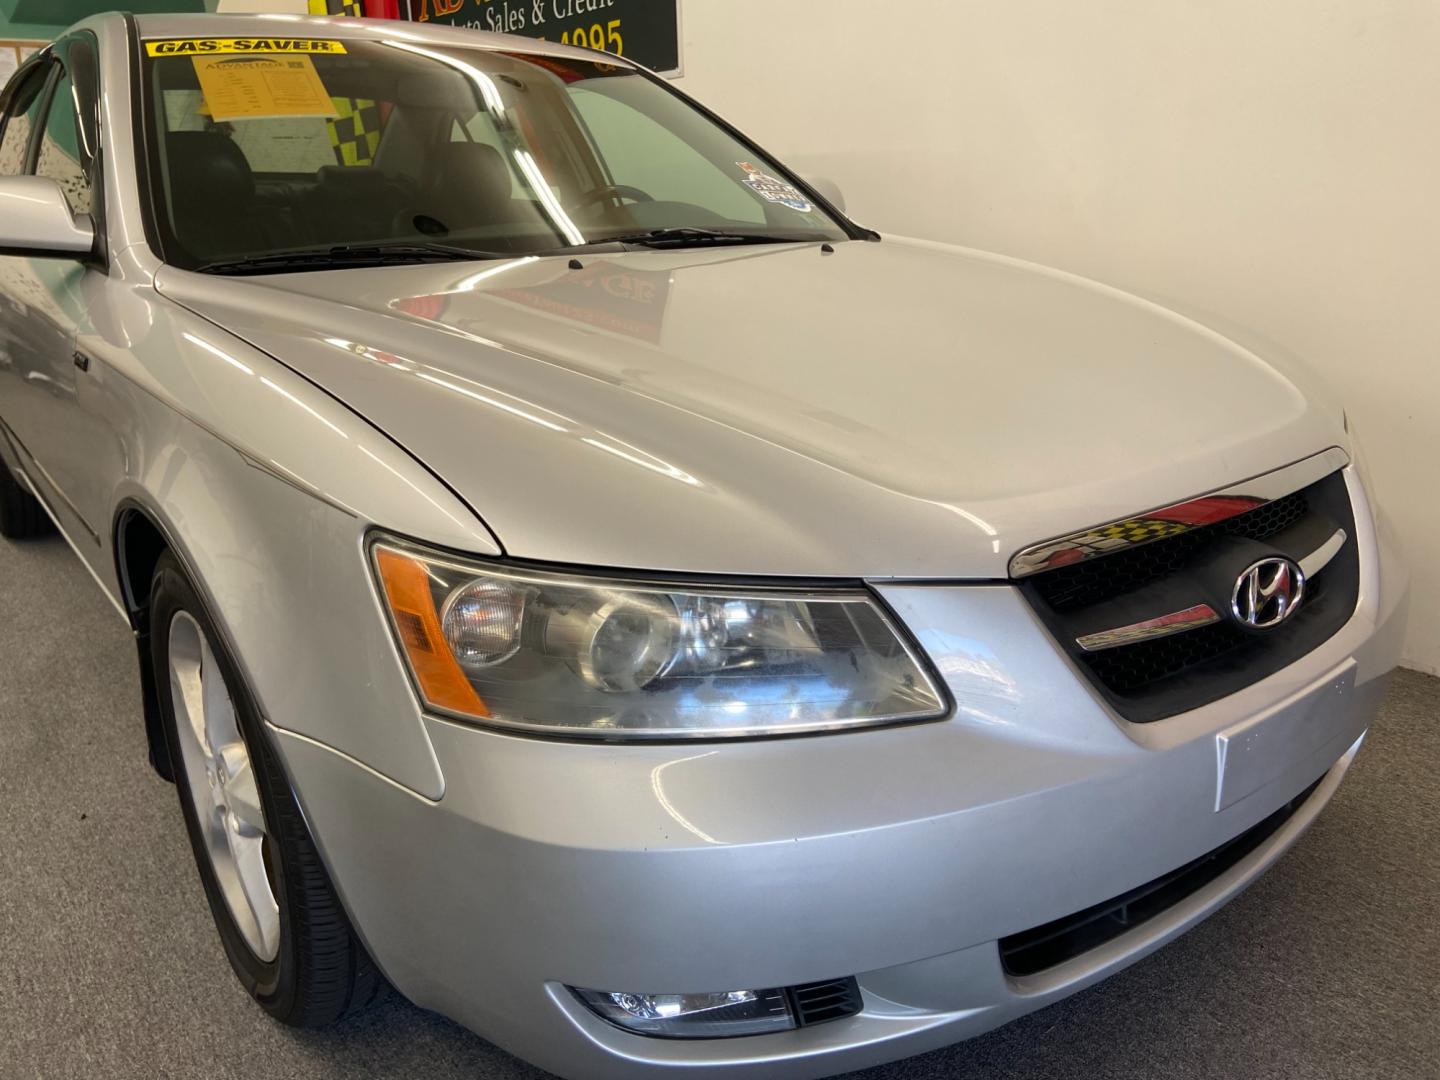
<box><xmin>0</xmin><ymin>13</ymin><xmax>1406</xmax><ymax>1079</ymax></box>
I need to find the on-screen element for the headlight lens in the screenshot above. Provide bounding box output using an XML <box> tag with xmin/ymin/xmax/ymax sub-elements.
<box><xmin>372</xmin><ymin>539</ymin><xmax>945</xmax><ymax>739</ymax></box>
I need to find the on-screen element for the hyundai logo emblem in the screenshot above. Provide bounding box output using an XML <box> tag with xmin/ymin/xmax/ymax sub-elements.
<box><xmin>1231</xmin><ymin>557</ymin><xmax>1305</xmax><ymax>630</ymax></box>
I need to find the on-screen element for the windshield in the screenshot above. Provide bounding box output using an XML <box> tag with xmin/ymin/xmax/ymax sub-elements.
<box><xmin>140</xmin><ymin>37</ymin><xmax>849</xmax><ymax>270</ymax></box>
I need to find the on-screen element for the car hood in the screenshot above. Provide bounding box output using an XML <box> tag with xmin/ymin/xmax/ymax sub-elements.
<box><xmin>155</xmin><ymin>238</ymin><xmax>1342</xmax><ymax>579</ymax></box>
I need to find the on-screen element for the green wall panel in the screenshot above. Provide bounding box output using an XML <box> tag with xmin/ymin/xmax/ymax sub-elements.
<box><xmin>1</xmin><ymin>0</ymin><xmax>217</xmax><ymax>44</ymax></box>
<box><xmin>7</xmin><ymin>0</ymin><xmax>207</xmax><ymax>23</ymax></box>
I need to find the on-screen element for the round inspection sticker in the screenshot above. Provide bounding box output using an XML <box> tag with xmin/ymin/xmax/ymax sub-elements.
<box><xmin>736</xmin><ymin>162</ymin><xmax>813</xmax><ymax>212</ymax></box>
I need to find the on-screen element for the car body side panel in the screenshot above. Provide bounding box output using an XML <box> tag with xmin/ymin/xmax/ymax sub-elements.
<box><xmin>82</xmin><ymin>254</ymin><xmax>500</xmax><ymax>556</ymax></box>
<box><xmin>81</xmin><ymin>304</ymin><xmax>451</xmax><ymax>797</ymax></box>
<box><xmin>0</xmin><ymin>257</ymin><xmax>102</xmax><ymax>541</ymax></box>
<box><xmin>1</xmin><ymin>260</ymin><xmax>463</xmax><ymax>798</ymax></box>
<box><xmin>81</xmin><ymin>242</ymin><xmax>512</xmax><ymax>796</ymax></box>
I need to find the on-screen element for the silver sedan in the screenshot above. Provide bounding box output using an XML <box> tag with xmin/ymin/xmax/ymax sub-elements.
<box><xmin>0</xmin><ymin>12</ymin><xmax>1407</xmax><ymax>1080</ymax></box>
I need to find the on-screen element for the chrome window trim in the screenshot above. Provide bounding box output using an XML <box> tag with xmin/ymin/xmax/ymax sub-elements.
<box><xmin>1009</xmin><ymin>446</ymin><xmax>1351</xmax><ymax>579</ymax></box>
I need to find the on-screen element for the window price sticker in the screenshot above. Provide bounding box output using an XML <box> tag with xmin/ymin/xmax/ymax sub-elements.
<box><xmin>191</xmin><ymin>54</ymin><xmax>339</xmax><ymax>122</ymax></box>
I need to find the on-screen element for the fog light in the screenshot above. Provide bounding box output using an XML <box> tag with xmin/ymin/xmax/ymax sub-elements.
<box><xmin>572</xmin><ymin>986</ymin><xmax>794</xmax><ymax>1038</ymax></box>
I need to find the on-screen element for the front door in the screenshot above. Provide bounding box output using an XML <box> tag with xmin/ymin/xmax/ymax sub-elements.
<box><xmin>0</xmin><ymin>35</ymin><xmax>109</xmax><ymax>548</ymax></box>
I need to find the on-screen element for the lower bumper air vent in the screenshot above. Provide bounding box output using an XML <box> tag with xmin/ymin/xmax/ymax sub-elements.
<box><xmin>788</xmin><ymin>977</ymin><xmax>863</xmax><ymax>1027</ymax></box>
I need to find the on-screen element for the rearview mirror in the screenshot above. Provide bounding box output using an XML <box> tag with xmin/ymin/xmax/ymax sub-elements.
<box><xmin>0</xmin><ymin>176</ymin><xmax>94</xmax><ymax>258</ymax></box>
<box><xmin>806</xmin><ymin>175</ymin><xmax>847</xmax><ymax>214</ymax></box>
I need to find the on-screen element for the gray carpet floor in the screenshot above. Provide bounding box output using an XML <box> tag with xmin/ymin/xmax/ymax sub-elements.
<box><xmin>1</xmin><ymin>532</ymin><xmax>1436</xmax><ymax>1080</ymax></box>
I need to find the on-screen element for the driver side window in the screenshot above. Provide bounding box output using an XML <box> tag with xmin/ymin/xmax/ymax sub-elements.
<box><xmin>35</xmin><ymin>69</ymin><xmax>92</xmax><ymax>217</ymax></box>
<box><xmin>0</xmin><ymin>63</ymin><xmax>51</xmax><ymax>177</ymax></box>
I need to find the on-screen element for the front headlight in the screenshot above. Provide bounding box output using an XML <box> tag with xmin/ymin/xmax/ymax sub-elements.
<box><xmin>370</xmin><ymin>538</ymin><xmax>945</xmax><ymax>739</ymax></box>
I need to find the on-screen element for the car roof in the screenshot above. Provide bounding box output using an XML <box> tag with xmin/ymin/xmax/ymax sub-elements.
<box><xmin>129</xmin><ymin>12</ymin><xmax>622</xmax><ymax>68</ymax></box>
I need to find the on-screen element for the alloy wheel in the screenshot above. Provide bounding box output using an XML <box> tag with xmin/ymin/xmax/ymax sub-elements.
<box><xmin>168</xmin><ymin>610</ymin><xmax>280</xmax><ymax>962</ymax></box>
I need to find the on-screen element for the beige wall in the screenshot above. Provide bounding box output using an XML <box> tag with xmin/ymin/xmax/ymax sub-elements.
<box><xmin>677</xmin><ymin>0</ymin><xmax>1440</xmax><ymax>673</ymax></box>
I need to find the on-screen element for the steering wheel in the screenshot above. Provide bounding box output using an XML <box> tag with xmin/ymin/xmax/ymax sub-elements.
<box><xmin>567</xmin><ymin>184</ymin><xmax>654</xmax><ymax>213</ymax></box>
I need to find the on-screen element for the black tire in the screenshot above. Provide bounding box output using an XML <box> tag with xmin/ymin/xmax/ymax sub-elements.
<box><xmin>0</xmin><ymin>466</ymin><xmax>53</xmax><ymax>539</ymax></box>
<box><xmin>150</xmin><ymin>550</ymin><xmax>385</xmax><ymax>1026</ymax></box>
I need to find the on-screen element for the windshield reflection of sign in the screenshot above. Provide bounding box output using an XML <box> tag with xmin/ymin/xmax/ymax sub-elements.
<box><xmin>493</xmin><ymin>262</ymin><xmax>671</xmax><ymax>343</ymax></box>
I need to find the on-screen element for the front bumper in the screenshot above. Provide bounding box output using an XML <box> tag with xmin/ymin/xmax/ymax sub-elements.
<box><xmin>274</xmin><ymin>468</ymin><xmax>1406</xmax><ymax>1079</ymax></box>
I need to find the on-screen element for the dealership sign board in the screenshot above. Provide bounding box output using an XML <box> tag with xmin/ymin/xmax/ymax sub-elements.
<box><xmin>407</xmin><ymin>0</ymin><xmax>682</xmax><ymax>75</ymax></box>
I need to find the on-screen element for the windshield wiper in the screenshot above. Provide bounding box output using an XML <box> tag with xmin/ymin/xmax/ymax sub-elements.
<box><xmin>590</xmin><ymin>227</ymin><xmax>826</xmax><ymax>250</ymax></box>
<box><xmin>194</xmin><ymin>242</ymin><xmax>507</xmax><ymax>276</ymax></box>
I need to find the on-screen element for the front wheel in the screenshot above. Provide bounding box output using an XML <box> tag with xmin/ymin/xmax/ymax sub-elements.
<box><xmin>150</xmin><ymin>551</ymin><xmax>385</xmax><ymax>1025</ymax></box>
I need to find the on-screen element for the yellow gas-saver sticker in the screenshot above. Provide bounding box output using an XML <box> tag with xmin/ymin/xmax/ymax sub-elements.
<box><xmin>145</xmin><ymin>38</ymin><xmax>348</xmax><ymax>58</ymax></box>
<box><xmin>192</xmin><ymin>54</ymin><xmax>338</xmax><ymax>122</ymax></box>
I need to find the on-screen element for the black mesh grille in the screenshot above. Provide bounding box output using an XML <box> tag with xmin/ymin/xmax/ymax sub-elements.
<box><xmin>1079</xmin><ymin>573</ymin><xmax>1331</xmax><ymax>695</ymax></box>
<box><xmin>1017</xmin><ymin>468</ymin><xmax>1359</xmax><ymax>722</ymax></box>
<box><xmin>787</xmin><ymin>977</ymin><xmax>862</xmax><ymax>1027</ymax></box>
<box><xmin>1081</xmin><ymin>620</ymin><xmax>1246</xmax><ymax>694</ymax></box>
<box><xmin>1034</xmin><ymin>491</ymin><xmax>1308</xmax><ymax>613</ymax></box>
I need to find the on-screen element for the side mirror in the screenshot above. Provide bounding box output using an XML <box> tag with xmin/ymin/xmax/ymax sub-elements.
<box><xmin>806</xmin><ymin>175</ymin><xmax>847</xmax><ymax>214</ymax></box>
<box><xmin>0</xmin><ymin>176</ymin><xmax>94</xmax><ymax>258</ymax></box>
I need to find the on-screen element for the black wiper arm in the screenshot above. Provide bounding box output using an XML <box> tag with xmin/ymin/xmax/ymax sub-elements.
<box><xmin>594</xmin><ymin>227</ymin><xmax>822</xmax><ymax>249</ymax></box>
<box><xmin>194</xmin><ymin>242</ymin><xmax>507</xmax><ymax>275</ymax></box>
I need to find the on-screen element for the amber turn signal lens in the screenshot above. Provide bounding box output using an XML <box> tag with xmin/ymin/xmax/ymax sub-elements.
<box><xmin>375</xmin><ymin>547</ymin><xmax>490</xmax><ymax>718</ymax></box>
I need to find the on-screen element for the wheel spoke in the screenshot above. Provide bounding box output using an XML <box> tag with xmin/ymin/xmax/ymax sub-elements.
<box><xmin>219</xmin><ymin>749</ymin><xmax>265</xmax><ymax>835</ymax></box>
<box><xmin>203</xmin><ymin>800</ymin><xmax>231</xmax><ymax>861</ymax></box>
<box><xmin>199</xmin><ymin>635</ymin><xmax>241</xmax><ymax>755</ymax></box>
<box><xmin>168</xmin><ymin>616</ymin><xmax>211</xmax><ymax>758</ymax></box>
<box><xmin>228</xmin><ymin>829</ymin><xmax>280</xmax><ymax>959</ymax></box>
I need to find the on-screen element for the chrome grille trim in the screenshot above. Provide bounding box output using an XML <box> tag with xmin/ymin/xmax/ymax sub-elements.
<box><xmin>1299</xmin><ymin>528</ymin><xmax>1347</xmax><ymax>578</ymax></box>
<box><xmin>1009</xmin><ymin>447</ymin><xmax>1351</xmax><ymax>579</ymax></box>
<box><xmin>1075</xmin><ymin>604</ymin><xmax>1221</xmax><ymax>653</ymax></box>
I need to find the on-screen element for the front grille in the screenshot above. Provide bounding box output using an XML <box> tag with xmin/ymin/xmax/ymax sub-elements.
<box><xmin>787</xmin><ymin>977</ymin><xmax>862</xmax><ymax>1027</ymax></box>
<box><xmin>998</xmin><ymin>775</ymin><xmax>1325</xmax><ymax>976</ymax></box>
<box><xmin>1033</xmin><ymin>491</ymin><xmax>1309</xmax><ymax>613</ymax></box>
<box><xmin>1017</xmin><ymin>467</ymin><xmax>1359</xmax><ymax>723</ymax></box>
